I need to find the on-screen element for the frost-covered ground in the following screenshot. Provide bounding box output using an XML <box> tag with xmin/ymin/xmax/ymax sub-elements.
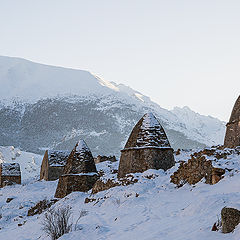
<box><xmin>0</xmin><ymin>146</ymin><xmax>240</xmax><ymax>240</ymax></box>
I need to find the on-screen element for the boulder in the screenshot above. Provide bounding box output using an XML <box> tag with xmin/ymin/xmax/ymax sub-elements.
<box><xmin>221</xmin><ymin>207</ymin><xmax>240</xmax><ymax>233</ymax></box>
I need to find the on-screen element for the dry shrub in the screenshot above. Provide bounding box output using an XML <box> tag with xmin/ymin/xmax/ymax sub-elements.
<box><xmin>42</xmin><ymin>205</ymin><xmax>72</xmax><ymax>240</ymax></box>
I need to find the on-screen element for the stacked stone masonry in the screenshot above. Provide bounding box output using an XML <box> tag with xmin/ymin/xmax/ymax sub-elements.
<box><xmin>118</xmin><ymin>113</ymin><xmax>175</xmax><ymax>178</ymax></box>
<box><xmin>224</xmin><ymin>95</ymin><xmax>240</xmax><ymax>148</ymax></box>
<box><xmin>55</xmin><ymin>140</ymin><xmax>99</xmax><ymax>198</ymax></box>
<box><xmin>40</xmin><ymin>150</ymin><xmax>70</xmax><ymax>181</ymax></box>
<box><xmin>170</xmin><ymin>155</ymin><xmax>225</xmax><ymax>187</ymax></box>
<box><xmin>0</xmin><ymin>163</ymin><xmax>21</xmax><ymax>188</ymax></box>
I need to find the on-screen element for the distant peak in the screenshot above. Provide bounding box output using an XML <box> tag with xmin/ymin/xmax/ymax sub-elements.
<box><xmin>173</xmin><ymin>106</ymin><xmax>192</xmax><ymax>112</ymax></box>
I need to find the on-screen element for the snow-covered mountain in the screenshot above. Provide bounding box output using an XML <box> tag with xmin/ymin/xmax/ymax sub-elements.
<box><xmin>0</xmin><ymin>56</ymin><xmax>226</xmax><ymax>156</ymax></box>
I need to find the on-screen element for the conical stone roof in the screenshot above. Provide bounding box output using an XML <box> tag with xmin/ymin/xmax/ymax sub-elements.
<box><xmin>55</xmin><ymin>140</ymin><xmax>99</xmax><ymax>198</ymax></box>
<box><xmin>224</xmin><ymin>95</ymin><xmax>240</xmax><ymax>148</ymax></box>
<box><xmin>124</xmin><ymin>112</ymin><xmax>171</xmax><ymax>150</ymax></box>
<box><xmin>63</xmin><ymin>140</ymin><xmax>97</xmax><ymax>175</ymax></box>
<box><xmin>228</xmin><ymin>96</ymin><xmax>240</xmax><ymax>123</ymax></box>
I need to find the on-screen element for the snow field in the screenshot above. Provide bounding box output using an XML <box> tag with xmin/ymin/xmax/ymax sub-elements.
<box><xmin>0</xmin><ymin>147</ymin><xmax>240</xmax><ymax>239</ymax></box>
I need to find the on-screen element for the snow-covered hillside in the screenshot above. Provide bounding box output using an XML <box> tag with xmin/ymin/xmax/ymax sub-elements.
<box><xmin>0</xmin><ymin>146</ymin><xmax>42</xmax><ymax>182</ymax></box>
<box><xmin>0</xmin><ymin>55</ymin><xmax>152</xmax><ymax>104</ymax></box>
<box><xmin>172</xmin><ymin>106</ymin><xmax>225</xmax><ymax>148</ymax></box>
<box><xmin>0</xmin><ymin>56</ymin><xmax>226</xmax><ymax>155</ymax></box>
<box><xmin>0</xmin><ymin>147</ymin><xmax>240</xmax><ymax>240</ymax></box>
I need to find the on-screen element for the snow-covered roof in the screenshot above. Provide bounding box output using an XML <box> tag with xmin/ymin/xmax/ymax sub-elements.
<box><xmin>1</xmin><ymin>163</ymin><xmax>21</xmax><ymax>176</ymax></box>
<box><xmin>48</xmin><ymin>150</ymin><xmax>70</xmax><ymax>167</ymax></box>
<box><xmin>75</xmin><ymin>140</ymin><xmax>90</xmax><ymax>155</ymax></box>
<box><xmin>64</xmin><ymin>140</ymin><xmax>97</xmax><ymax>174</ymax></box>
<box><xmin>73</xmin><ymin>140</ymin><xmax>95</xmax><ymax>164</ymax></box>
<box><xmin>124</xmin><ymin>112</ymin><xmax>171</xmax><ymax>149</ymax></box>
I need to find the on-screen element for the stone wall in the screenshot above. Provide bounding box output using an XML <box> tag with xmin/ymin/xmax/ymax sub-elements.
<box><xmin>0</xmin><ymin>175</ymin><xmax>21</xmax><ymax>188</ymax></box>
<box><xmin>55</xmin><ymin>174</ymin><xmax>99</xmax><ymax>198</ymax></box>
<box><xmin>40</xmin><ymin>151</ymin><xmax>67</xmax><ymax>181</ymax></box>
<box><xmin>40</xmin><ymin>151</ymin><xmax>49</xmax><ymax>180</ymax></box>
<box><xmin>48</xmin><ymin>166</ymin><xmax>65</xmax><ymax>181</ymax></box>
<box><xmin>95</xmin><ymin>155</ymin><xmax>117</xmax><ymax>164</ymax></box>
<box><xmin>118</xmin><ymin>148</ymin><xmax>175</xmax><ymax>178</ymax></box>
<box><xmin>170</xmin><ymin>155</ymin><xmax>225</xmax><ymax>187</ymax></box>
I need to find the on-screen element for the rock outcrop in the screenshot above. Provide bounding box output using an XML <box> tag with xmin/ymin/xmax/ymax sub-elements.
<box><xmin>92</xmin><ymin>175</ymin><xmax>138</xmax><ymax>194</ymax></box>
<box><xmin>170</xmin><ymin>155</ymin><xmax>225</xmax><ymax>187</ymax></box>
<box><xmin>224</xmin><ymin>95</ymin><xmax>240</xmax><ymax>148</ymax></box>
<box><xmin>55</xmin><ymin>140</ymin><xmax>99</xmax><ymax>198</ymax></box>
<box><xmin>94</xmin><ymin>155</ymin><xmax>117</xmax><ymax>164</ymax></box>
<box><xmin>118</xmin><ymin>113</ymin><xmax>175</xmax><ymax>178</ymax></box>
<box><xmin>221</xmin><ymin>207</ymin><xmax>240</xmax><ymax>233</ymax></box>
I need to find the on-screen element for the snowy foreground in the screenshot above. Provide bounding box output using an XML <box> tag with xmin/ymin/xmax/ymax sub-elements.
<box><xmin>0</xmin><ymin>147</ymin><xmax>240</xmax><ymax>240</ymax></box>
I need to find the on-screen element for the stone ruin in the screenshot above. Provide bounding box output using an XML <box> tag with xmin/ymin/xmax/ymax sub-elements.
<box><xmin>94</xmin><ymin>155</ymin><xmax>117</xmax><ymax>164</ymax></box>
<box><xmin>40</xmin><ymin>150</ymin><xmax>70</xmax><ymax>181</ymax></box>
<box><xmin>118</xmin><ymin>112</ymin><xmax>175</xmax><ymax>178</ymax></box>
<box><xmin>170</xmin><ymin>155</ymin><xmax>225</xmax><ymax>187</ymax></box>
<box><xmin>55</xmin><ymin>140</ymin><xmax>99</xmax><ymax>198</ymax></box>
<box><xmin>224</xmin><ymin>95</ymin><xmax>240</xmax><ymax>148</ymax></box>
<box><xmin>0</xmin><ymin>163</ymin><xmax>21</xmax><ymax>187</ymax></box>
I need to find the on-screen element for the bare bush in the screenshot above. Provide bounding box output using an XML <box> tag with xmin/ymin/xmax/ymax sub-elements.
<box><xmin>74</xmin><ymin>210</ymin><xmax>88</xmax><ymax>231</ymax></box>
<box><xmin>42</xmin><ymin>205</ymin><xmax>72</xmax><ymax>240</ymax></box>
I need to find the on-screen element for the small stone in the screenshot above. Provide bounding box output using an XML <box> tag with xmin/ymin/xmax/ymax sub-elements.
<box><xmin>6</xmin><ymin>197</ymin><xmax>14</xmax><ymax>203</ymax></box>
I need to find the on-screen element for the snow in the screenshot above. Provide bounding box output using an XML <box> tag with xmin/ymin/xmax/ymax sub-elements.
<box><xmin>89</xmin><ymin>130</ymin><xmax>107</xmax><ymax>137</ymax></box>
<box><xmin>48</xmin><ymin>150</ymin><xmax>70</xmax><ymax>167</ymax></box>
<box><xmin>75</xmin><ymin>140</ymin><xmax>90</xmax><ymax>154</ymax></box>
<box><xmin>171</xmin><ymin>106</ymin><xmax>226</xmax><ymax>146</ymax></box>
<box><xmin>67</xmin><ymin>172</ymin><xmax>99</xmax><ymax>176</ymax></box>
<box><xmin>0</xmin><ymin>147</ymin><xmax>240</xmax><ymax>239</ymax></box>
<box><xmin>141</xmin><ymin>112</ymin><xmax>160</xmax><ymax>129</ymax></box>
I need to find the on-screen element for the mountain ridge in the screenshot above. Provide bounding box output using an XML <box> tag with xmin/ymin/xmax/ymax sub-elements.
<box><xmin>0</xmin><ymin>56</ymin><xmax>225</xmax><ymax>156</ymax></box>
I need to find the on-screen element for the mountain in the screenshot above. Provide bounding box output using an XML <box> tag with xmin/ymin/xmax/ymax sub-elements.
<box><xmin>0</xmin><ymin>56</ymin><xmax>226</xmax><ymax>156</ymax></box>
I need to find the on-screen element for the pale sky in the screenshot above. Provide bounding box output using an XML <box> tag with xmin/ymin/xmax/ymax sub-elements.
<box><xmin>0</xmin><ymin>0</ymin><xmax>239</xmax><ymax>121</ymax></box>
